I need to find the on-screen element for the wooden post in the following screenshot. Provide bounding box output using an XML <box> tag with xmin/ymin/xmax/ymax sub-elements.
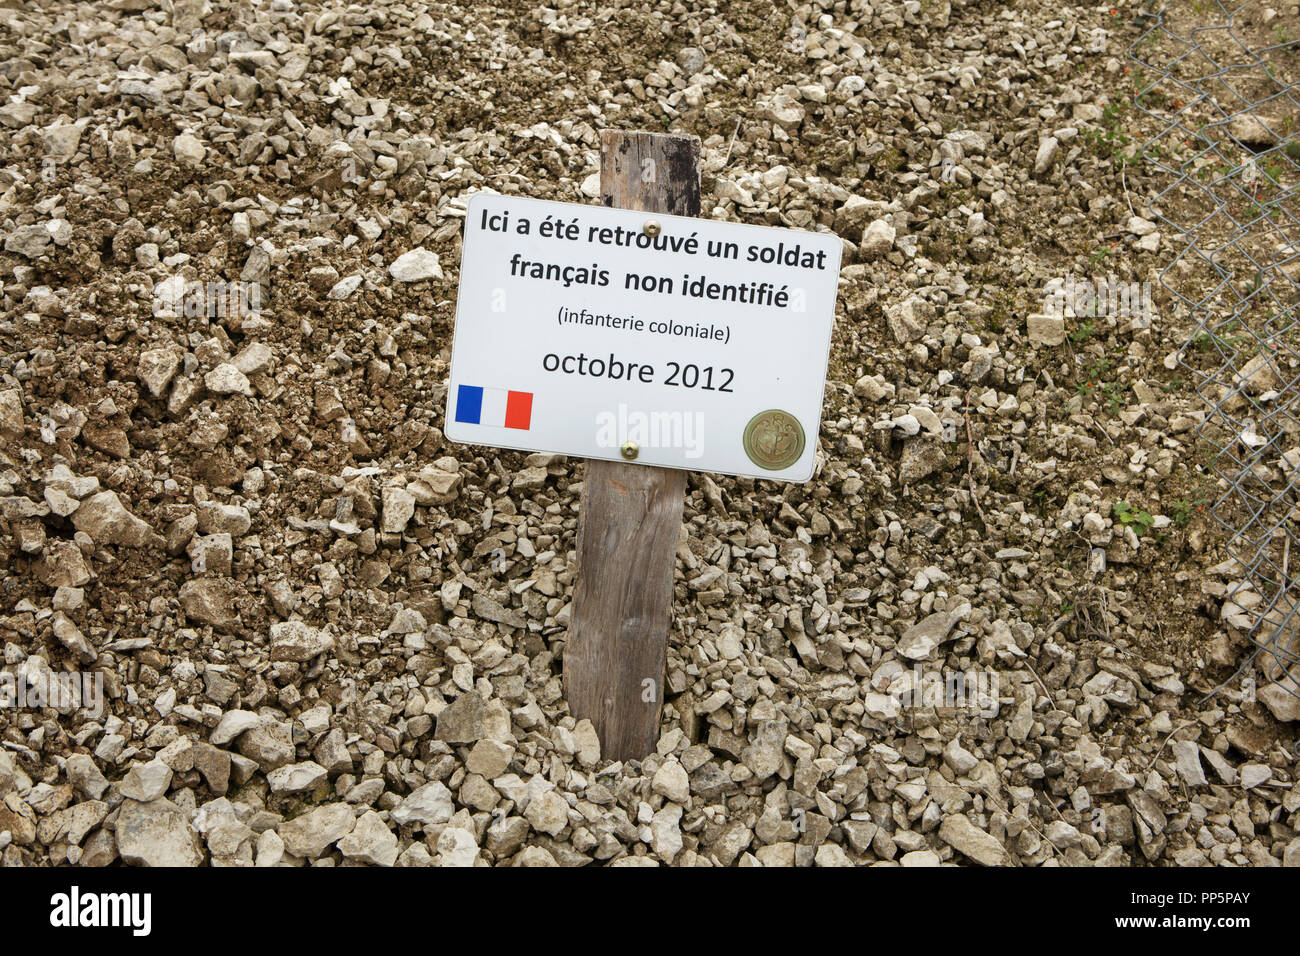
<box><xmin>563</xmin><ymin>130</ymin><xmax>701</xmax><ymax>762</ymax></box>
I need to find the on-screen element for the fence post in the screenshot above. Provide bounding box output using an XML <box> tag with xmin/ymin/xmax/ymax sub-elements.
<box><xmin>562</xmin><ymin>130</ymin><xmax>701</xmax><ymax>762</ymax></box>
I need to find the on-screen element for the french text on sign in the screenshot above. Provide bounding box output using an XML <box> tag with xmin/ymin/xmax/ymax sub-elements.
<box><xmin>445</xmin><ymin>193</ymin><xmax>842</xmax><ymax>481</ymax></box>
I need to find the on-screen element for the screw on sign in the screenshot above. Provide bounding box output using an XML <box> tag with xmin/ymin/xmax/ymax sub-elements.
<box><xmin>444</xmin><ymin>130</ymin><xmax>842</xmax><ymax>760</ymax></box>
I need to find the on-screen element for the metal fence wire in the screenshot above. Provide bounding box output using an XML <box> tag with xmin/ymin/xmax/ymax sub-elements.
<box><xmin>1129</xmin><ymin>1</ymin><xmax>1300</xmax><ymax>700</ymax></box>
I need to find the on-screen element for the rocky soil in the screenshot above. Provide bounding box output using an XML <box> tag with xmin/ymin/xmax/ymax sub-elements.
<box><xmin>1</xmin><ymin>0</ymin><xmax>1298</xmax><ymax>867</ymax></box>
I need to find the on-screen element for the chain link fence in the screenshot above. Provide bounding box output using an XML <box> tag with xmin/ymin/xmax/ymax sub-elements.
<box><xmin>1129</xmin><ymin>1</ymin><xmax>1299</xmax><ymax>701</ymax></box>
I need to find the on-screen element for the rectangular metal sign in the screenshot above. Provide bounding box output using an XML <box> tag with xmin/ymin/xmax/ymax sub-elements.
<box><xmin>445</xmin><ymin>193</ymin><xmax>842</xmax><ymax>481</ymax></box>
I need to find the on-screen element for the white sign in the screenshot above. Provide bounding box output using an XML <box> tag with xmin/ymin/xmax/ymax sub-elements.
<box><xmin>445</xmin><ymin>194</ymin><xmax>842</xmax><ymax>482</ymax></box>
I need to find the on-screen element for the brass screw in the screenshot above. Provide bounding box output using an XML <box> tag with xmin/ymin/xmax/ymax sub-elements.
<box><xmin>621</xmin><ymin>441</ymin><xmax>639</xmax><ymax>460</ymax></box>
<box><xmin>642</xmin><ymin>219</ymin><xmax>661</xmax><ymax>237</ymax></box>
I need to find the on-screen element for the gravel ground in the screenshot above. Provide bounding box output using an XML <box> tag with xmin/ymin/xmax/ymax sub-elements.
<box><xmin>1</xmin><ymin>0</ymin><xmax>1298</xmax><ymax>867</ymax></box>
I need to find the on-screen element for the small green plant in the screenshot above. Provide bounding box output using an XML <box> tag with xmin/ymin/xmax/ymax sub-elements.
<box><xmin>1113</xmin><ymin>501</ymin><xmax>1155</xmax><ymax>537</ymax></box>
<box><xmin>1076</xmin><ymin>358</ymin><xmax>1125</xmax><ymax>416</ymax></box>
<box><xmin>1086</xmin><ymin>357</ymin><xmax>1113</xmax><ymax>383</ymax></box>
<box><xmin>1079</xmin><ymin>98</ymin><xmax>1140</xmax><ymax>165</ymax></box>
<box><xmin>1070</xmin><ymin>321</ymin><xmax>1096</xmax><ymax>344</ymax></box>
<box><xmin>1170</xmin><ymin>496</ymin><xmax>1206</xmax><ymax>527</ymax></box>
<box><xmin>1085</xmin><ymin>357</ymin><xmax>1112</xmax><ymax>379</ymax></box>
<box><xmin>1246</xmin><ymin>268</ymin><xmax>1266</xmax><ymax>291</ymax></box>
<box><xmin>1099</xmin><ymin>381</ymin><xmax>1124</xmax><ymax>416</ymax></box>
<box><xmin>1191</xmin><ymin>320</ymin><xmax>1251</xmax><ymax>352</ymax></box>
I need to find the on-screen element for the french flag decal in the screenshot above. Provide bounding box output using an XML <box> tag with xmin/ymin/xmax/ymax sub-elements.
<box><xmin>455</xmin><ymin>385</ymin><xmax>532</xmax><ymax>430</ymax></box>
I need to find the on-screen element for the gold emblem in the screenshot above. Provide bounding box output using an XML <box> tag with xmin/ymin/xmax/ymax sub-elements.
<box><xmin>743</xmin><ymin>410</ymin><xmax>805</xmax><ymax>471</ymax></box>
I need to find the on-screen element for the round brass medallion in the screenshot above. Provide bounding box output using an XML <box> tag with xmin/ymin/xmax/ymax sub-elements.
<box><xmin>743</xmin><ymin>410</ymin><xmax>805</xmax><ymax>471</ymax></box>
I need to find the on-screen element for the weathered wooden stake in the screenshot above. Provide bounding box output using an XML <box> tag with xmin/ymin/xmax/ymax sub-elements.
<box><xmin>563</xmin><ymin>130</ymin><xmax>701</xmax><ymax>762</ymax></box>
